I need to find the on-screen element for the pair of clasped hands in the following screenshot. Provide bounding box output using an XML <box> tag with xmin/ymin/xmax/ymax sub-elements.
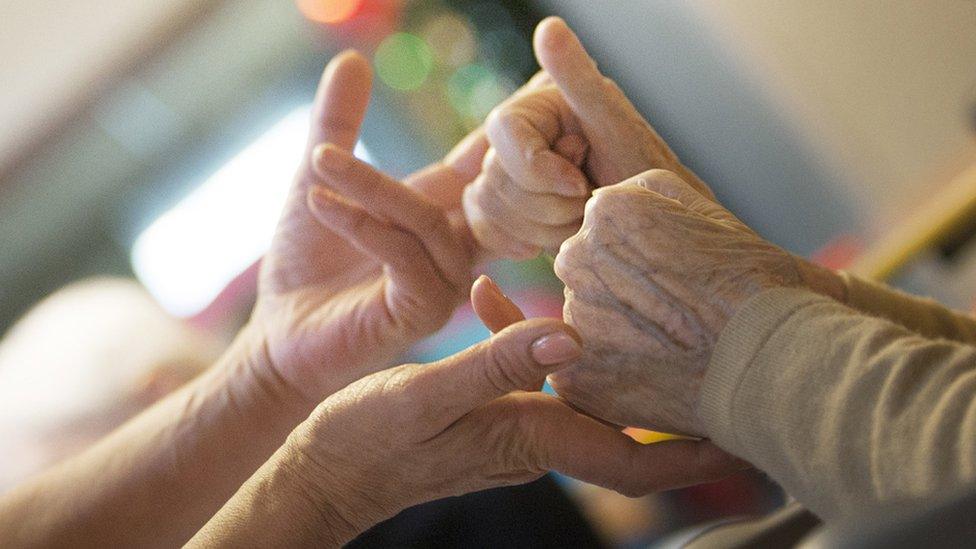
<box><xmin>195</xmin><ymin>16</ymin><xmax>830</xmax><ymax>544</ymax></box>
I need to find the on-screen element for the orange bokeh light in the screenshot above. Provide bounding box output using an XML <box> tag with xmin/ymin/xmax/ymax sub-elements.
<box><xmin>296</xmin><ymin>0</ymin><xmax>364</xmax><ymax>24</ymax></box>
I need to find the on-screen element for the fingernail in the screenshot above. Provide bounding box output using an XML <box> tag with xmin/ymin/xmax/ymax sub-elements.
<box><xmin>482</xmin><ymin>275</ymin><xmax>502</xmax><ymax>295</ymax></box>
<box><xmin>557</xmin><ymin>178</ymin><xmax>588</xmax><ymax>197</ymax></box>
<box><xmin>531</xmin><ymin>332</ymin><xmax>581</xmax><ymax>365</ymax></box>
<box><xmin>314</xmin><ymin>143</ymin><xmax>352</xmax><ymax>173</ymax></box>
<box><xmin>308</xmin><ymin>188</ymin><xmax>337</xmax><ymax>212</ymax></box>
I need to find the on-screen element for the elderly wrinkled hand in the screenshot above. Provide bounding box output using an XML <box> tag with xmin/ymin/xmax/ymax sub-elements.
<box><xmin>552</xmin><ymin>170</ymin><xmax>805</xmax><ymax>436</ymax></box>
<box><xmin>464</xmin><ymin>17</ymin><xmax>713</xmax><ymax>259</ymax></box>
<box><xmin>190</xmin><ymin>277</ymin><xmax>744</xmax><ymax>547</ymax></box>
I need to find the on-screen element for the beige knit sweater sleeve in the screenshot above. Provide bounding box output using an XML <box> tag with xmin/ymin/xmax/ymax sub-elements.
<box><xmin>699</xmin><ymin>287</ymin><xmax>976</xmax><ymax>520</ymax></box>
<box><xmin>839</xmin><ymin>272</ymin><xmax>976</xmax><ymax>342</ymax></box>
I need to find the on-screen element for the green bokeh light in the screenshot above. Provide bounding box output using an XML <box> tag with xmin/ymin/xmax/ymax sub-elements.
<box><xmin>447</xmin><ymin>64</ymin><xmax>513</xmax><ymax>121</ymax></box>
<box><xmin>375</xmin><ymin>33</ymin><xmax>435</xmax><ymax>91</ymax></box>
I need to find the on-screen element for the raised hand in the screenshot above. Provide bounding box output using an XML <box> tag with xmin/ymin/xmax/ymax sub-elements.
<box><xmin>250</xmin><ymin>51</ymin><xmax>483</xmax><ymax>407</ymax></box>
<box><xmin>464</xmin><ymin>17</ymin><xmax>715</xmax><ymax>260</ymax></box>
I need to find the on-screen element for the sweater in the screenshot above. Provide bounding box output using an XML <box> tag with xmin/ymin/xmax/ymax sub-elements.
<box><xmin>700</xmin><ymin>273</ymin><xmax>976</xmax><ymax>520</ymax></box>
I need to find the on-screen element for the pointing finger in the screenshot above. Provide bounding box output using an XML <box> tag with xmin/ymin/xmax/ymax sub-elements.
<box><xmin>471</xmin><ymin>275</ymin><xmax>526</xmax><ymax>333</ymax></box>
<box><xmin>306</xmin><ymin>51</ymin><xmax>373</xmax><ymax>153</ymax></box>
<box><xmin>313</xmin><ymin>144</ymin><xmax>471</xmax><ymax>292</ymax></box>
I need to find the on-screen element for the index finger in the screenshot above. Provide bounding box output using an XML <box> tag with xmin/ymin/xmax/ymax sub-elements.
<box><xmin>305</xmin><ymin>50</ymin><xmax>373</xmax><ymax>154</ymax></box>
<box><xmin>516</xmin><ymin>395</ymin><xmax>749</xmax><ymax>496</ymax></box>
<box><xmin>533</xmin><ymin>17</ymin><xmax>617</xmax><ymax>126</ymax></box>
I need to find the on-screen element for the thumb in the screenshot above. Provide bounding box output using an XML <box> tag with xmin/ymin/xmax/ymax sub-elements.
<box><xmin>533</xmin><ymin>17</ymin><xmax>636</xmax><ymax>138</ymax></box>
<box><xmin>415</xmin><ymin>318</ymin><xmax>582</xmax><ymax>423</ymax></box>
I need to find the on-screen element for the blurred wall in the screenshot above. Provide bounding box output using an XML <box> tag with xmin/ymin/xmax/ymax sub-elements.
<box><xmin>694</xmin><ymin>1</ymin><xmax>976</xmax><ymax>230</ymax></box>
<box><xmin>0</xmin><ymin>0</ymin><xmax>212</xmax><ymax>172</ymax></box>
<box><xmin>536</xmin><ymin>0</ymin><xmax>976</xmax><ymax>253</ymax></box>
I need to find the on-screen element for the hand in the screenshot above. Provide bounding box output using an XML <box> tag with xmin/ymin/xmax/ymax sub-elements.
<box><xmin>247</xmin><ymin>51</ymin><xmax>484</xmax><ymax>408</ymax></box>
<box><xmin>278</xmin><ymin>276</ymin><xmax>745</xmax><ymax>544</ymax></box>
<box><xmin>552</xmin><ymin>170</ymin><xmax>805</xmax><ymax>436</ymax></box>
<box><xmin>463</xmin><ymin>82</ymin><xmax>591</xmax><ymax>259</ymax></box>
<box><xmin>463</xmin><ymin>17</ymin><xmax>714</xmax><ymax>259</ymax></box>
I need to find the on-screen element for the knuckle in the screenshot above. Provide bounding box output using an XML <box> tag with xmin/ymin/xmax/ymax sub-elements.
<box><xmin>417</xmin><ymin>205</ymin><xmax>449</xmax><ymax>235</ymax></box>
<box><xmin>486</xmin><ymin>108</ymin><xmax>518</xmax><ymax>141</ymax></box>
<box><xmin>583</xmin><ymin>193</ymin><xmax>609</xmax><ymax>220</ymax></box>
<box><xmin>485</xmin><ymin>104</ymin><xmax>507</xmax><ymax>132</ymax></box>
<box><xmin>473</xmin><ymin>180</ymin><xmax>498</xmax><ymax>212</ymax></box>
<box><xmin>484</xmin><ymin>337</ymin><xmax>537</xmax><ymax>393</ymax></box>
<box><xmin>553</xmin><ymin>238</ymin><xmax>584</xmax><ymax>284</ymax></box>
<box><xmin>495</xmin><ymin>397</ymin><xmax>549</xmax><ymax>472</ymax></box>
<box><xmin>375</xmin><ymin>366</ymin><xmax>425</xmax><ymax>424</ymax></box>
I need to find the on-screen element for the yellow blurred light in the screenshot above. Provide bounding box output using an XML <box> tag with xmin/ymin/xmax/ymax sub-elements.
<box><xmin>375</xmin><ymin>33</ymin><xmax>434</xmax><ymax>91</ymax></box>
<box><xmin>623</xmin><ymin>428</ymin><xmax>691</xmax><ymax>444</ymax></box>
<box><xmin>420</xmin><ymin>12</ymin><xmax>477</xmax><ymax>68</ymax></box>
<box><xmin>296</xmin><ymin>0</ymin><xmax>363</xmax><ymax>24</ymax></box>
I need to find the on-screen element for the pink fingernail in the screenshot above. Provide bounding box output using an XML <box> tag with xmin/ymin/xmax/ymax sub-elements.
<box><xmin>531</xmin><ymin>332</ymin><xmax>581</xmax><ymax>365</ymax></box>
<box><xmin>315</xmin><ymin>143</ymin><xmax>352</xmax><ymax>172</ymax></box>
<box><xmin>557</xmin><ymin>179</ymin><xmax>587</xmax><ymax>197</ymax></box>
<box><xmin>308</xmin><ymin>188</ymin><xmax>336</xmax><ymax>210</ymax></box>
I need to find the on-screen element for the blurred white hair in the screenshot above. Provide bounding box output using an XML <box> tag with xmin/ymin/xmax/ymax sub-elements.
<box><xmin>0</xmin><ymin>278</ymin><xmax>223</xmax><ymax>489</ymax></box>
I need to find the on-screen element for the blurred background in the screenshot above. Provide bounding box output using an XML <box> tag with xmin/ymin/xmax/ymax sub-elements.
<box><xmin>1</xmin><ymin>0</ymin><xmax>975</xmax><ymax>546</ymax></box>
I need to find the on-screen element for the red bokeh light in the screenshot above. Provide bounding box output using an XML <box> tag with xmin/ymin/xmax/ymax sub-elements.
<box><xmin>296</xmin><ymin>0</ymin><xmax>364</xmax><ymax>24</ymax></box>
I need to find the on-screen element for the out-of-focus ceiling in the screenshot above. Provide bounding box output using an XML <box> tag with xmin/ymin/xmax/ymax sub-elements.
<box><xmin>0</xmin><ymin>0</ymin><xmax>323</xmax><ymax>329</ymax></box>
<box><xmin>0</xmin><ymin>0</ymin><xmax>210</xmax><ymax>174</ymax></box>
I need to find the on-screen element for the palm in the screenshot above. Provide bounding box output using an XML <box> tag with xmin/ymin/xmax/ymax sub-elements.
<box><xmin>252</xmin><ymin>53</ymin><xmax>482</xmax><ymax>404</ymax></box>
<box><xmin>257</xmin><ymin>182</ymin><xmax>387</xmax><ymax>403</ymax></box>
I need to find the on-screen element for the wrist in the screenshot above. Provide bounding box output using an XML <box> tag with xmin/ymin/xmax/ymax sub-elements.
<box><xmin>271</xmin><ymin>447</ymin><xmax>362</xmax><ymax>547</ymax></box>
<box><xmin>279</xmin><ymin>428</ymin><xmax>387</xmax><ymax>545</ymax></box>
<box><xmin>210</xmin><ymin>323</ymin><xmax>312</xmax><ymax>429</ymax></box>
<box><xmin>793</xmin><ymin>255</ymin><xmax>847</xmax><ymax>303</ymax></box>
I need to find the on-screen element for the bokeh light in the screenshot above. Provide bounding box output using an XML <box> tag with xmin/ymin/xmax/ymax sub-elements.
<box><xmin>375</xmin><ymin>32</ymin><xmax>435</xmax><ymax>91</ymax></box>
<box><xmin>447</xmin><ymin>63</ymin><xmax>515</xmax><ymax>122</ymax></box>
<box><xmin>420</xmin><ymin>12</ymin><xmax>477</xmax><ymax>68</ymax></box>
<box><xmin>296</xmin><ymin>0</ymin><xmax>363</xmax><ymax>25</ymax></box>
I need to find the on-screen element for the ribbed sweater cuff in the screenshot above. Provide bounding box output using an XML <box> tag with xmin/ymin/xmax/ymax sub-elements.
<box><xmin>699</xmin><ymin>287</ymin><xmax>827</xmax><ymax>448</ymax></box>
<box><xmin>839</xmin><ymin>271</ymin><xmax>887</xmax><ymax>312</ymax></box>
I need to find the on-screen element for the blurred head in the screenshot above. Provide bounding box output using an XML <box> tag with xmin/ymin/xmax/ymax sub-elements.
<box><xmin>0</xmin><ymin>278</ymin><xmax>223</xmax><ymax>490</ymax></box>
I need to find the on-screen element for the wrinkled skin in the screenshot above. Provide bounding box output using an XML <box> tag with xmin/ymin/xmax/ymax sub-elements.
<box><xmin>284</xmin><ymin>277</ymin><xmax>745</xmax><ymax>541</ymax></box>
<box><xmin>464</xmin><ymin>17</ymin><xmax>714</xmax><ymax>259</ymax></box>
<box><xmin>552</xmin><ymin>170</ymin><xmax>804</xmax><ymax>436</ymax></box>
<box><xmin>248</xmin><ymin>51</ymin><xmax>485</xmax><ymax>407</ymax></box>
